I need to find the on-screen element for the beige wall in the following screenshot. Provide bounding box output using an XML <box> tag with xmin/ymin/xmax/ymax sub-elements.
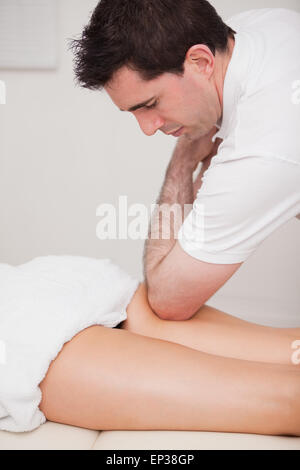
<box><xmin>0</xmin><ymin>0</ymin><xmax>299</xmax><ymax>321</ymax></box>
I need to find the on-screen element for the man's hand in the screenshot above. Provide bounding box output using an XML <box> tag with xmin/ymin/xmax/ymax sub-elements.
<box><xmin>176</xmin><ymin>126</ymin><xmax>220</xmax><ymax>173</ymax></box>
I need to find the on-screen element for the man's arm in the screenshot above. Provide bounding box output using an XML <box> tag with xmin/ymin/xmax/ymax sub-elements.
<box><xmin>143</xmin><ymin>130</ymin><xmax>242</xmax><ymax>321</ymax></box>
<box><xmin>142</xmin><ymin>138</ymin><xmax>194</xmax><ymax>276</ymax></box>
<box><xmin>143</xmin><ymin>128</ymin><xmax>219</xmax><ymax>277</ymax></box>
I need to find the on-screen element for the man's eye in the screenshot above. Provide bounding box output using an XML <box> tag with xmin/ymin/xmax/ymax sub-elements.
<box><xmin>145</xmin><ymin>101</ymin><xmax>157</xmax><ymax>110</ymax></box>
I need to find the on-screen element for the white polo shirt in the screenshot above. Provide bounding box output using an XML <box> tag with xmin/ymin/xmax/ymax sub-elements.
<box><xmin>178</xmin><ymin>8</ymin><xmax>300</xmax><ymax>265</ymax></box>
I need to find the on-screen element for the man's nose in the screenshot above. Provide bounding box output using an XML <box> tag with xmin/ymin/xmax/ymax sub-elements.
<box><xmin>135</xmin><ymin>113</ymin><xmax>165</xmax><ymax>136</ymax></box>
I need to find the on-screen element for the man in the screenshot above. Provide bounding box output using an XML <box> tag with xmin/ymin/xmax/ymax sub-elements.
<box><xmin>72</xmin><ymin>1</ymin><xmax>300</xmax><ymax>320</ymax></box>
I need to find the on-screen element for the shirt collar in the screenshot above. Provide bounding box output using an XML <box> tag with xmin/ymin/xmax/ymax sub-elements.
<box><xmin>212</xmin><ymin>31</ymin><xmax>248</xmax><ymax>142</ymax></box>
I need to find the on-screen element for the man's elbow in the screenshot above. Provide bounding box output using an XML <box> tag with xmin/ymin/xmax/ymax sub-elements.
<box><xmin>147</xmin><ymin>290</ymin><xmax>197</xmax><ymax>321</ymax></box>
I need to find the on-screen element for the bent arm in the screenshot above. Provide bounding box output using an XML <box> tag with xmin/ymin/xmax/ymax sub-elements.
<box><xmin>143</xmin><ymin>128</ymin><xmax>221</xmax><ymax>318</ymax></box>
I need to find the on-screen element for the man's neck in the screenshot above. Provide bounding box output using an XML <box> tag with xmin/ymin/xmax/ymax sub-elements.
<box><xmin>216</xmin><ymin>35</ymin><xmax>236</xmax><ymax>122</ymax></box>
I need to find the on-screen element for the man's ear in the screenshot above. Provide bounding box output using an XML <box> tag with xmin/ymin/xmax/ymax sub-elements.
<box><xmin>185</xmin><ymin>44</ymin><xmax>214</xmax><ymax>74</ymax></box>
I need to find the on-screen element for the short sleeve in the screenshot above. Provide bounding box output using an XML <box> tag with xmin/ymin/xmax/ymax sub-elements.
<box><xmin>178</xmin><ymin>155</ymin><xmax>300</xmax><ymax>264</ymax></box>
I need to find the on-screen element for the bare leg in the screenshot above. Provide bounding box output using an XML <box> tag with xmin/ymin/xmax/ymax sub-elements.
<box><xmin>121</xmin><ymin>283</ymin><xmax>300</xmax><ymax>366</ymax></box>
<box><xmin>39</xmin><ymin>325</ymin><xmax>300</xmax><ymax>436</ymax></box>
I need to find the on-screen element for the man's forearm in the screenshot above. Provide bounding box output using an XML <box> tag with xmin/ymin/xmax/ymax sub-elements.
<box><xmin>143</xmin><ymin>129</ymin><xmax>221</xmax><ymax>287</ymax></box>
<box><xmin>143</xmin><ymin>142</ymin><xmax>195</xmax><ymax>281</ymax></box>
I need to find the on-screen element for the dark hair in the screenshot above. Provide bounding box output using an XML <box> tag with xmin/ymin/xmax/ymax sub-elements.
<box><xmin>71</xmin><ymin>0</ymin><xmax>236</xmax><ymax>90</ymax></box>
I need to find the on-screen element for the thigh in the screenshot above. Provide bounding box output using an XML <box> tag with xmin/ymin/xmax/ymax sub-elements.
<box><xmin>38</xmin><ymin>324</ymin><xmax>294</xmax><ymax>435</ymax></box>
<box><xmin>121</xmin><ymin>282</ymin><xmax>244</xmax><ymax>338</ymax></box>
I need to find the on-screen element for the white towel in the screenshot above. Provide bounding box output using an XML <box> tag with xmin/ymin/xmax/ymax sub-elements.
<box><xmin>0</xmin><ymin>255</ymin><xmax>140</xmax><ymax>433</ymax></box>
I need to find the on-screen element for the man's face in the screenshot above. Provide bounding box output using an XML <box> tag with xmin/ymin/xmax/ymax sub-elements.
<box><xmin>105</xmin><ymin>52</ymin><xmax>222</xmax><ymax>140</ymax></box>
